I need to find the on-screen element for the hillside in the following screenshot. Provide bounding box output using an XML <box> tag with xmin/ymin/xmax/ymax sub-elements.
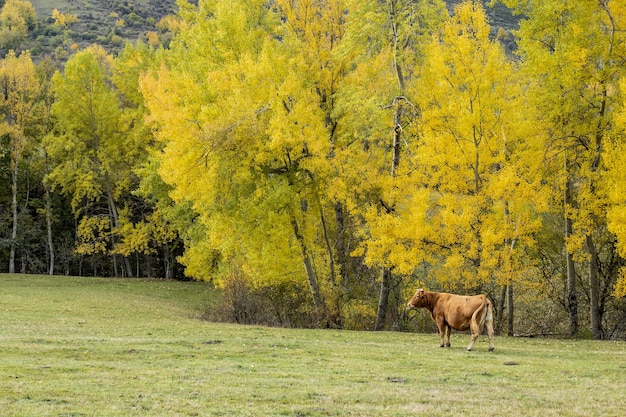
<box><xmin>22</xmin><ymin>0</ymin><xmax>180</xmax><ymax>58</ymax></box>
<box><xmin>15</xmin><ymin>0</ymin><xmax>518</xmax><ymax>59</ymax></box>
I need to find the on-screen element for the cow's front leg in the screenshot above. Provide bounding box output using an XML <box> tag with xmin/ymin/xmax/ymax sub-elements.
<box><xmin>445</xmin><ymin>325</ymin><xmax>451</xmax><ymax>347</ymax></box>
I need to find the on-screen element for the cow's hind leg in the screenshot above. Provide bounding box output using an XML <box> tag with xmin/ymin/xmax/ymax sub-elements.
<box><xmin>466</xmin><ymin>316</ymin><xmax>481</xmax><ymax>351</ymax></box>
<box><xmin>486</xmin><ymin>321</ymin><xmax>495</xmax><ymax>352</ymax></box>
<box><xmin>436</xmin><ymin>320</ymin><xmax>446</xmax><ymax>348</ymax></box>
<box><xmin>466</xmin><ymin>333</ymin><xmax>478</xmax><ymax>351</ymax></box>
<box><xmin>485</xmin><ymin>305</ymin><xmax>495</xmax><ymax>352</ymax></box>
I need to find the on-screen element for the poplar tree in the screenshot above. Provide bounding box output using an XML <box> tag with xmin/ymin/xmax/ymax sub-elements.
<box><xmin>410</xmin><ymin>1</ymin><xmax>547</xmax><ymax>335</ymax></box>
<box><xmin>501</xmin><ymin>0</ymin><xmax>626</xmax><ymax>339</ymax></box>
<box><xmin>606</xmin><ymin>89</ymin><xmax>626</xmax><ymax>297</ymax></box>
<box><xmin>0</xmin><ymin>50</ymin><xmax>39</xmax><ymax>273</ymax></box>
<box><xmin>336</xmin><ymin>0</ymin><xmax>447</xmax><ymax>329</ymax></box>
<box><xmin>46</xmin><ymin>46</ymin><xmax>134</xmax><ymax>276</ymax></box>
<box><xmin>142</xmin><ymin>0</ymin><xmax>347</xmax><ymax>325</ymax></box>
<box><xmin>0</xmin><ymin>0</ymin><xmax>37</xmax><ymax>50</ymax></box>
<box><xmin>108</xmin><ymin>42</ymin><xmax>172</xmax><ymax>277</ymax></box>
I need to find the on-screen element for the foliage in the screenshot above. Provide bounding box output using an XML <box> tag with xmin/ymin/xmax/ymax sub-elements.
<box><xmin>43</xmin><ymin>43</ymin><xmax>171</xmax><ymax>277</ymax></box>
<box><xmin>51</xmin><ymin>8</ymin><xmax>77</xmax><ymax>27</ymax></box>
<box><xmin>0</xmin><ymin>48</ymin><xmax>40</xmax><ymax>273</ymax></box>
<box><xmin>4</xmin><ymin>0</ymin><xmax>626</xmax><ymax>337</ymax></box>
<box><xmin>0</xmin><ymin>0</ymin><xmax>37</xmax><ymax>50</ymax></box>
<box><xmin>500</xmin><ymin>0</ymin><xmax>626</xmax><ymax>338</ymax></box>
<box><xmin>410</xmin><ymin>1</ymin><xmax>547</xmax><ymax>289</ymax></box>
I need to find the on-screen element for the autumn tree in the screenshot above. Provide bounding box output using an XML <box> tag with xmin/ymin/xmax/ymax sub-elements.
<box><xmin>415</xmin><ymin>1</ymin><xmax>547</xmax><ymax>334</ymax></box>
<box><xmin>346</xmin><ymin>1</ymin><xmax>546</xmax><ymax>333</ymax></box>
<box><xmin>336</xmin><ymin>0</ymin><xmax>447</xmax><ymax>329</ymax></box>
<box><xmin>45</xmin><ymin>46</ymin><xmax>138</xmax><ymax>277</ymax></box>
<box><xmin>51</xmin><ymin>9</ymin><xmax>78</xmax><ymax>28</ymax></box>
<box><xmin>29</xmin><ymin>56</ymin><xmax>57</xmax><ymax>275</ymax></box>
<box><xmin>0</xmin><ymin>49</ymin><xmax>39</xmax><ymax>273</ymax></box>
<box><xmin>605</xmin><ymin>128</ymin><xmax>626</xmax><ymax>299</ymax></box>
<box><xmin>600</xmin><ymin>5</ymin><xmax>626</xmax><ymax>301</ymax></box>
<box><xmin>142</xmin><ymin>0</ymin><xmax>344</xmax><ymax>324</ymax></box>
<box><xmin>501</xmin><ymin>0</ymin><xmax>626</xmax><ymax>339</ymax></box>
<box><xmin>110</xmin><ymin>41</ymin><xmax>178</xmax><ymax>278</ymax></box>
<box><xmin>0</xmin><ymin>0</ymin><xmax>36</xmax><ymax>50</ymax></box>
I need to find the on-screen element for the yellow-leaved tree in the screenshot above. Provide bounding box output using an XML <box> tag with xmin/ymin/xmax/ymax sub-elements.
<box><xmin>405</xmin><ymin>1</ymin><xmax>545</xmax><ymax>333</ymax></box>
<box><xmin>335</xmin><ymin>0</ymin><xmax>447</xmax><ymax>329</ymax></box>
<box><xmin>502</xmin><ymin>0</ymin><xmax>626</xmax><ymax>339</ymax></box>
<box><xmin>0</xmin><ymin>0</ymin><xmax>36</xmax><ymax>50</ymax></box>
<box><xmin>605</xmin><ymin>78</ymin><xmax>626</xmax><ymax>299</ymax></box>
<box><xmin>141</xmin><ymin>0</ymin><xmax>352</xmax><ymax>326</ymax></box>
<box><xmin>107</xmin><ymin>42</ymin><xmax>178</xmax><ymax>278</ymax></box>
<box><xmin>45</xmin><ymin>46</ymin><xmax>146</xmax><ymax>277</ymax></box>
<box><xmin>0</xmin><ymin>50</ymin><xmax>39</xmax><ymax>273</ymax></box>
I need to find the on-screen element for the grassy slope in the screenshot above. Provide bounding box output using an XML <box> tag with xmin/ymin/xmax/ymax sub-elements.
<box><xmin>25</xmin><ymin>0</ymin><xmax>177</xmax><ymax>57</ymax></box>
<box><xmin>29</xmin><ymin>0</ymin><xmax>170</xmax><ymax>18</ymax></box>
<box><xmin>1</xmin><ymin>274</ymin><xmax>625</xmax><ymax>416</ymax></box>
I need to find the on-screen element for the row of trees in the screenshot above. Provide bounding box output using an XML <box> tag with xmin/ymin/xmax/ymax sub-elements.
<box><xmin>2</xmin><ymin>0</ymin><xmax>626</xmax><ymax>338</ymax></box>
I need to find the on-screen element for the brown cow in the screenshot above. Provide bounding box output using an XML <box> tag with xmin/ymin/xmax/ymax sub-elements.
<box><xmin>406</xmin><ymin>288</ymin><xmax>495</xmax><ymax>351</ymax></box>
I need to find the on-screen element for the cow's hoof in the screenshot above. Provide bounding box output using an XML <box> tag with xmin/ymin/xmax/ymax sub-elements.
<box><xmin>439</xmin><ymin>344</ymin><xmax>445</xmax><ymax>348</ymax></box>
<box><xmin>489</xmin><ymin>347</ymin><xmax>495</xmax><ymax>352</ymax></box>
<box><xmin>466</xmin><ymin>347</ymin><xmax>472</xmax><ymax>352</ymax></box>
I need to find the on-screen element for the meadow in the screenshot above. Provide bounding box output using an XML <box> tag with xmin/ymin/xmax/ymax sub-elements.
<box><xmin>1</xmin><ymin>274</ymin><xmax>625</xmax><ymax>416</ymax></box>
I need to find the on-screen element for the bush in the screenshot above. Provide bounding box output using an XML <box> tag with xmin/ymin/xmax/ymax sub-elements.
<box><xmin>110</xmin><ymin>34</ymin><xmax>123</xmax><ymax>46</ymax></box>
<box><xmin>343</xmin><ymin>302</ymin><xmax>376</xmax><ymax>331</ymax></box>
<box><xmin>203</xmin><ymin>271</ymin><xmax>316</xmax><ymax>328</ymax></box>
<box><xmin>512</xmin><ymin>296</ymin><xmax>569</xmax><ymax>336</ymax></box>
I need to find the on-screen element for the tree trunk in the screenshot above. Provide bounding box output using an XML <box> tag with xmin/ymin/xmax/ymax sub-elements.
<box><xmin>44</xmin><ymin>155</ymin><xmax>55</xmax><ymax>275</ymax></box>
<box><xmin>565</xmin><ymin>206</ymin><xmax>578</xmax><ymax>336</ymax></box>
<box><xmin>319</xmin><ymin>205</ymin><xmax>342</xmax><ymax>327</ymax></box>
<box><xmin>563</xmin><ymin>157</ymin><xmax>579</xmax><ymax>335</ymax></box>
<box><xmin>507</xmin><ymin>284</ymin><xmax>514</xmax><ymax>336</ymax></box>
<box><xmin>496</xmin><ymin>285</ymin><xmax>507</xmax><ymax>334</ymax></box>
<box><xmin>9</xmin><ymin>134</ymin><xmax>22</xmax><ymax>274</ymax></box>
<box><xmin>105</xmin><ymin>175</ymin><xmax>133</xmax><ymax>277</ymax></box>
<box><xmin>586</xmin><ymin>234</ymin><xmax>603</xmax><ymax>339</ymax></box>
<box><xmin>291</xmin><ymin>216</ymin><xmax>328</xmax><ymax>326</ymax></box>
<box><xmin>586</xmin><ymin>87</ymin><xmax>606</xmax><ymax>340</ymax></box>
<box><xmin>375</xmin><ymin>1</ymin><xmax>409</xmax><ymax>329</ymax></box>
<box><xmin>390</xmin><ymin>102</ymin><xmax>402</xmax><ymax>178</ymax></box>
<box><xmin>334</xmin><ymin>203</ymin><xmax>349</xmax><ymax>289</ymax></box>
<box><xmin>374</xmin><ymin>267</ymin><xmax>392</xmax><ymax>330</ymax></box>
<box><xmin>566</xmin><ymin>248</ymin><xmax>578</xmax><ymax>335</ymax></box>
<box><xmin>9</xmin><ymin>166</ymin><xmax>18</xmax><ymax>274</ymax></box>
<box><xmin>375</xmin><ymin>101</ymin><xmax>405</xmax><ymax>330</ymax></box>
<box><xmin>164</xmin><ymin>244</ymin><xmax>173</xmax><ymax>279</ymax></box>
<box><xmin>388</xmin><ymin>0</ymin><xmax>405</xmax><ymax>91</ymax></box>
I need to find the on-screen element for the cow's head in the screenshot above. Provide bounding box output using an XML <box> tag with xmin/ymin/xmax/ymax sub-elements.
<box><xmin>406</xmin><ymin>288</ymin><xmax>426</xmax><ymax>310</ymax></box>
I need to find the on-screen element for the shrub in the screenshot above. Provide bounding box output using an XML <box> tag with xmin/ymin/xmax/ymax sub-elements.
<box><xmin>343</xmin><ymin>302</ymin><xmax>376</xmax><ymax>331</ymax></box>
<box><xmin>203</xmin><ymin>270</ymin><xmax>316</xmax><ymax>328</ymax></box>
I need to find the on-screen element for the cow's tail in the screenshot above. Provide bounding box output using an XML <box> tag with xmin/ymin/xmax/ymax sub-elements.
<box><xmin>482</xmin><ymin>297</ymin><xmax>493</xmax><ymax>329</ymax></box>
<box><xmin>476</xmin><ymin>296</ymin><xmax>492</xmax><ymax>333</ymax></box>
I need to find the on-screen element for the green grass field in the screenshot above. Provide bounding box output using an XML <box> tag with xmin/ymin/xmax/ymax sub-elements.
<box><xmin>1</xmin><ymin>274</ymin><xmax>625</xmax><ymax>416</ymax></box>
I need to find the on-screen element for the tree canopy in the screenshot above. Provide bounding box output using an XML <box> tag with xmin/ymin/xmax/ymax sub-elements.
<box><xmin>2</xmin><ymin>0</ymin><xmax>626</xmax><ymax>337</ymax></box>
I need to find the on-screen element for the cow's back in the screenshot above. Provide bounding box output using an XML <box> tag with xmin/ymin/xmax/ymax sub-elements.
<box><xmin>438</xmin><ymin>293</ymin><xmax>486</xmax><ymax>331</ymax></box>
